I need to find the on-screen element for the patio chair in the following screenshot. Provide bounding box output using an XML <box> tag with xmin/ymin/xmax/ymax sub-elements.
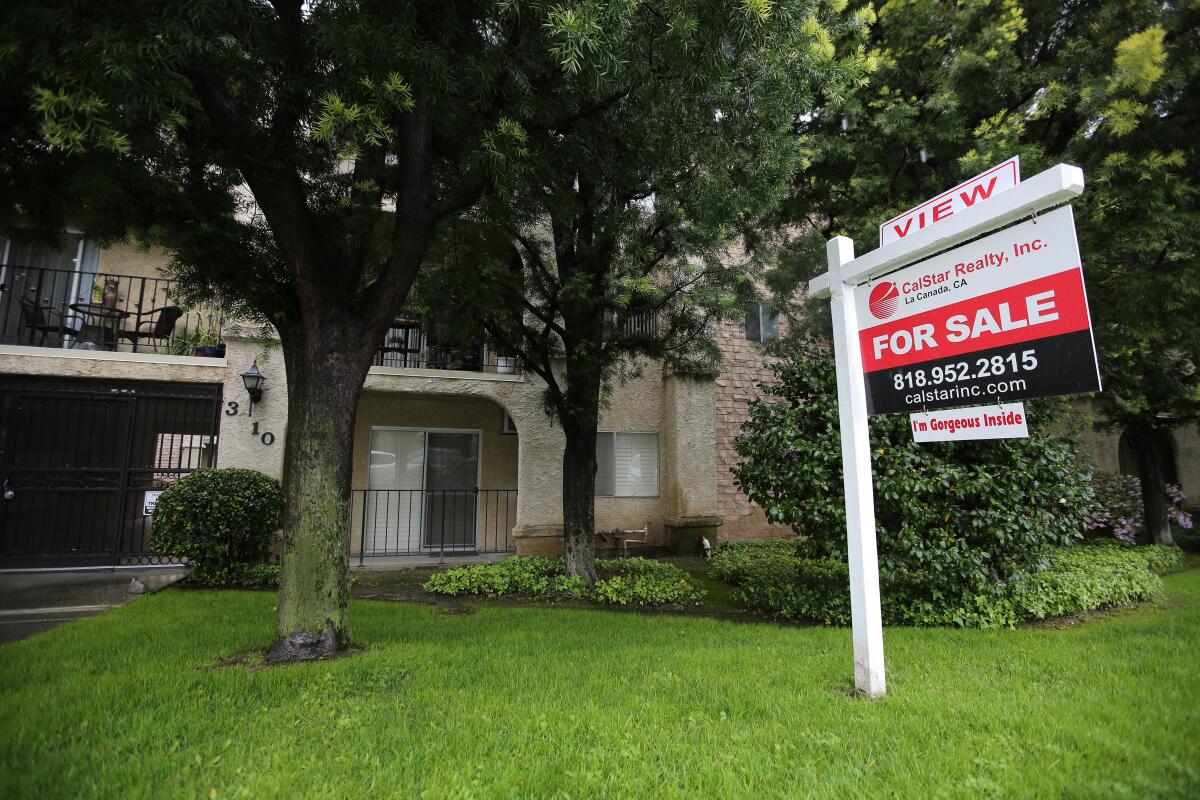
<box><xmin>18</xmin><ymin>295</ymin><xmax>81</xmax><ymax>346</ymax></box>
<box><xmin>118</xmin><ymin>306</ymin><xmax>184</xmax><ymax>352</ymax></box>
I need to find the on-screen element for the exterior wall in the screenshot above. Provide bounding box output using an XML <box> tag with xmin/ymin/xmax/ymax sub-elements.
<box><xmin>351</xmin><ymin>393</ymin><xmax>518</xmax><ymax>492</ymax></box>
<box><xmin>1075</xmin><ymin>400</ymin><xmax>1200</xmax><ymax>508</ymax></box>
<box><xmin>595</xmin><ymin>363</ymin><xmax>669</xmax><ymax>546</ymax></box>
<box><xmin>662</xmin><ymin>373</ymin><xmax>722</xmax><ymax>552</ymax></box>
<box><xmin>0</xmin><ymin>236</ymin><xmax>729</xmax><ymax>558</ymax></box>
<box><xmin>213</xmin><ymin>339</ymin><xmax>288</xmax><ymax>478</ymax></box>
<box><xmin>96</xmin><ymin>241</ymin><xmax>172</xmax><ymax>281</ymax></box>
<box><xmin>712</xmin><ymin>315</ymin><xmax>787</xmax><ymax>540</ymax></box>
<box><xmin>0</xmin><ymin>336</ymin><xmax>288</xmax><ymax>479</ymax></box>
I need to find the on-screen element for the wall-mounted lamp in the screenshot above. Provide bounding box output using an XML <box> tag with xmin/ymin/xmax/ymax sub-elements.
<box><xmin>241</xmin><ymin>360</ymin><xmax>265</xmax><ymax>416</ymax></box>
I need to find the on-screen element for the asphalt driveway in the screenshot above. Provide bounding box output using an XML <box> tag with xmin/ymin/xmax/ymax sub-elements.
<box><xmin>0</xmin><ymin>568</ymin><xmax>187</xmax><ymax>643</ymax></box>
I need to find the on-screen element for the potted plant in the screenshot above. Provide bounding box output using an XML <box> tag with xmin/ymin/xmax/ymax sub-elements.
<box><xmin>196</xmin><ymin>313</ymin><xmax>226</xmax><ymax>358</ymax></box>
<box><xmin>169</xmin><ymin>330</ymin><xmax>201</xmax><ymax>356</ymax></box>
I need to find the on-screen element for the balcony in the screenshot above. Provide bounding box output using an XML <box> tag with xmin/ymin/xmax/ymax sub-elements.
<box><xmin>373</xmin><ymin>316</ymin><xmax>521</xmax><ymax>375</ymax></box>
<box><xmin>0</xmin><ymin>264</ymin><xmax>223</xmax><ymax>356</ymax></box>
<box><xmin>352</xmin><ymin>488</ymin><xmax>517</xmax><ymax>562</ymax></box>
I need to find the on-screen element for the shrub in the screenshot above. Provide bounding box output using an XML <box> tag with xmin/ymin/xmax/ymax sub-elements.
<box><xmin>423</xmin><ymin>556</ymin><xmax>705</xmax><ymax>606</ymax></box>
<box><xmin>710</xmin><ymin>540</ymin><xmax>1180</xmax><ymax>626</ymax></box>
<box><xmin>188</xmin><ymin>563</ymin><xmax>281</xmax><ymax>588</ymax></box>
<box><xmin>707</xmin><ymin>539</ymin><xmax>798</xmax><ymax>584</ymax></box>
<box><xmin>731</xmin><ymin>341</ymin><xmax>1095</xmax><ymax>619</ymax></box>
<box><xmin>151</xmin><ymin>468</ymin><xmax>283</xmax><ymax>586</ymax></box>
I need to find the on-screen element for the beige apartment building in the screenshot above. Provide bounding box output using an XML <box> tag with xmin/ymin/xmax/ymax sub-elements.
<box><xmin>0</xmin><ymin>232</ymin><xmax>1193</xmax><ymax>569</ymax></box>
<box><xmin>0</xmin><ymin>234</ymin><xmax>724</xmax><ymax>569</ymax></box>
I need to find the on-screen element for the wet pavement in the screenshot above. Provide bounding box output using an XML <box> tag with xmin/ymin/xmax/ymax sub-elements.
<box><xmin>0</xmin><ymin>568</ymin><xmax>187</xmax><ymax>644</ymax></box>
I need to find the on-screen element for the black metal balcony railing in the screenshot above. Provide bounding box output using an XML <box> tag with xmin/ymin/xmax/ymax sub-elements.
<box><xmin>373</xmin><ymin>316</ymin><xmax>521</xmax><ymax>375</ymax></box>
<box><xmin>0</xmin><ymin>264</ymin><xmax>223</xmax><ymax>355</ymax></box>
<box><xmin>353</xmin><ymin>488</ymin><xmax>517</xmax><ymax>563</ymax></box>
<box><xmin>622</xmin><ymin>310</ymin><xmax>659</xmax><ymax>338</ymax></box>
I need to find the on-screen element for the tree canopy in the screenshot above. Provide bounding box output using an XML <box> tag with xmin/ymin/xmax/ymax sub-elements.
<box><xmin>420</xmin><ymin>0</ymin><xmax>872</xmax><ymax>581</ymax></box>
<box><xmin>769</xmin><ymin>0</ymin><xmax>1200</xmax><ymax>540</ymax></box>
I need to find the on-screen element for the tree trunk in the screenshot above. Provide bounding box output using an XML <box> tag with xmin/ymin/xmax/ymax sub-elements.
<box><xmin>1130</xmin><ymin>422</ymin><xmax>1174</xmax><ymax>546</ymax></box>
<box><xmin>265</xmin><ymin>328</ymin><xmax>372</xmax><ymax>663</ymax></box>
<box><xmin>562</xmin><ymin>420</ymin><xmax>600</xmax><ymax>586</ymax></box>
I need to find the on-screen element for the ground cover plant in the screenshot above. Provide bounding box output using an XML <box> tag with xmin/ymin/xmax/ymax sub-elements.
<box><xmin>710</xmin><ymin>539</ymin><xmax>1183</xmax><ymax>627</ymax></box>
<box><xmin>423</xmin><ymin>556</ymin><xmax>704</xmax><ymax>606</ymax></box>
<box><xmin>1</xmin><ymin>567</ymin><xmax>1198</xmax><ymax>798</ymax></box>
<box><xmin>733</xmin><ymin>343</ymin><xmax>1096</xmax><ymax>622</ymax></box>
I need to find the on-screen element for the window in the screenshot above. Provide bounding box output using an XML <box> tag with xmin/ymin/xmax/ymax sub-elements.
<box><xmin>745</xmin><ymin>302</ymin><xmax>778</xmax><ymax>342</ymax></box>
<box><xmin>595</xmin><ymin>432</ymin><xmax>659</xmax><ymax>497</ymax></box>
<box><xmin>500</xmin><ymin>410</ymin><xmax>518</xmax><ymax>435</ymax></box>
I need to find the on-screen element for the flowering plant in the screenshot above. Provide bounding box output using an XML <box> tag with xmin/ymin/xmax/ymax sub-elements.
<box><xmin>1166</xmin><ymin>484</ymin><xmax>1195</xmax><ymax>530</ymax></box>
<box><xmin>1084</xmin><ymin>471</ymin><xmax>1193</xmax><ymax>542</ymax></box>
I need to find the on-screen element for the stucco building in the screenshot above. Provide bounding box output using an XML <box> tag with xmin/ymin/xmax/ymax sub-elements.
<box><xmin>0</xmin><ymin>234</ymin><xmax>723</xmax><ymax>568</ymax></box>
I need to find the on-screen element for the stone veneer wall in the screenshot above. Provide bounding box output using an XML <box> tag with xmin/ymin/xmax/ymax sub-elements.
<box><xmin>712</xmin><ymin>314</ymin><xmax>788</xmax><ymax>539</ymax></box>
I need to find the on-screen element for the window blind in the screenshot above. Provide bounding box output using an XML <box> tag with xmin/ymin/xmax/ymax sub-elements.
<box><xmin>595</xmin><ymin>432</ymin><xmax>658</xmax><ymax>497</ymax></box>
<box><xmin>614</xmin><ymin>433</ymin><xmax>659</xmax><ymax>497</ymax></box>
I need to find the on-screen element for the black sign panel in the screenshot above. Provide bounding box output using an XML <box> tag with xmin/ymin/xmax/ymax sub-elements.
<box><xmin>865</xmin><ymin>330</ymin><xmax>1101</xmax><ymax>414</ymax></box>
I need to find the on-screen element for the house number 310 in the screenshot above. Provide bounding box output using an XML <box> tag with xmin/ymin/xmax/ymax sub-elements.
<box><xmin>250</xmin><ymin>421</ymin><xmax>275</xmax><ymax>446</ymax></box>
<box><xmin>224</xmin><ymin>402</ymin><xmax>275</xmax><ymax>445</ymax></box>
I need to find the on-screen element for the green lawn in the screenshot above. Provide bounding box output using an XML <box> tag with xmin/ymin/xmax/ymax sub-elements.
<box><xmin>2</xmin><ymin>570</ymin><xmax>1199</xmax><ymax>799</ymax></box>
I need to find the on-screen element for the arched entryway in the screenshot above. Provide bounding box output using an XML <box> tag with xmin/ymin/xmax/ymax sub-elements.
<box><xmin>1118</xmin><ymin>427</ymin><xmax>1179</xmax><ymax>486</ymax></box>
<box><xmin>349</xmin><ymin>391</ymin><xmax>519</xmax><ymax>561</ymax></box>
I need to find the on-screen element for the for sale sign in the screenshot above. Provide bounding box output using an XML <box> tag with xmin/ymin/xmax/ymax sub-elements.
<box><xmin>855</xmin><ymin>204</ymin><xmax>1100</xmax><ymax>414</ymax></box>
<box><xmin>910</xmin><ymin>402</ymin><xmax>1029</xmax><ymax>442</ymax></box>
<box><xmin>879</xmin><ymin>158</ymin><xmax>1020</xmax><ymax>247</ymax></box>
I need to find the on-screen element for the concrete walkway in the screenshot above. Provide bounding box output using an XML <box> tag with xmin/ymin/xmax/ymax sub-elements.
<box><xmin>0</xmin><ymin>568</ymin><xmax>187</xmax><ymax>644</ymax></box>
<box><xmin>354</xmin><ymin>552</ymin><xmax>511</xmax><ymax>570</ymax></box>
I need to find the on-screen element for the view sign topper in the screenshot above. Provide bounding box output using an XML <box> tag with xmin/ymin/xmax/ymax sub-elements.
<box><xmin>879</xmin><ymin>157</ymin><xmax>1020</xmax><ymax>247</ymax></box>
<box><xmin>855</xmin><ymin>204</ymin><xmax>1101</xmax><ymax>415</ymax></box>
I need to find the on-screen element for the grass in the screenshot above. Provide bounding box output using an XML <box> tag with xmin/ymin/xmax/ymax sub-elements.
<box><xmin>2</xmin><ymin>569</ymin><xmax>1199</xmax><ymax>798</ymax></box>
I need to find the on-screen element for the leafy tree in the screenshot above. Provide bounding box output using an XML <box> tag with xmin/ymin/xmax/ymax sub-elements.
<box><xmin>732</xmin><ymin>340</ymin><xmax>1094</xmax><ymax>620</ymax></box>
<box><xmin>421</xmin><ymin>1</ymin><xmax>872</xmax><ymax>583</ymax></box>
<box><xmin>771</xmin><ymin>0</ymin><xmax>1200</xmax><ymax>543</ymax></box>
<box><xmin>4</xmin><ymin>0</ymin><xmax>678</xmax><ymax>660</ymax></box>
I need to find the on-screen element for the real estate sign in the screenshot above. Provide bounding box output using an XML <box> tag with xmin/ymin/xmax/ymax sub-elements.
<box><xmin>879</xmin><ymin>157</ymin><xmax>1020</xmax><ymax>246</ymax></box>
<box><xmin>855</xmin><ymin>204</ymin><xmax>1101</xmax><ymax>415</ymax></box>
<box><xmin>910</xmin><ymin>402</ymin><xmax>1029</xmax><ymax>442</ymax></box>
<box><xmin>808</xmin><ymin>162</ymin><xmax>1090</xmax><ymax>697</ymax></box>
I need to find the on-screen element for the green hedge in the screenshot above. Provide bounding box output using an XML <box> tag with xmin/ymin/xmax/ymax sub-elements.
<box><xmin>151</xmin><ymin>468</ymin><xmax>283</xmax><ymax>587</ymax></box>
<box><xmin>423</xmin><ymin>556</ymin><xmax>705</xmax><ymax>606</ymax></box>
<box><xmin>188</xmin><ymin>563</ymin><xmax>280</xmax><ymax>589</ymax></box>
<box><xmin>731</xmin><ymin>343</ymin><xmax>1096</xmax><ymax>621</ymax></box>
<box><xmin>709</xmin><ymin>539</ymin><xmax>1182</xmax><ymax>627</ymax></box>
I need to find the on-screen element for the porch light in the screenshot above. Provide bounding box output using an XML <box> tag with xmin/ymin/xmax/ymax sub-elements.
<box><xmin>241</xmin><ymin>360</ymin><xmax>265</xmax><ymax>415</ymax></box>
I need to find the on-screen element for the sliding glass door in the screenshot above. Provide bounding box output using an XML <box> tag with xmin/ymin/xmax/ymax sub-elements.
<box><xmin>422</xmin><ymin>432</ymin><xmax>479</xmax><ymax>549</ymax></box>
<box><xmin>365</xmin><ymin>428</ymin><xmax>479</xmax><ymax>554</ymax></box>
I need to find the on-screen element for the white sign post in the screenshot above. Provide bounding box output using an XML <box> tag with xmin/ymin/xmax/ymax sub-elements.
<box><xmin>809</xmin><ymin>163</ymin><xmax>1090</xmax><ymax>697</ymax></box>
<box><xmin>828</xmin><ymin>237</ymin><xmax>887</xmax><ymax>697</ymax></box>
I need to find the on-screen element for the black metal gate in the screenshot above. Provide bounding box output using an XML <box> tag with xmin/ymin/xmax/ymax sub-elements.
<box><xmin>0</xmin><ymin>377</ymin><xmax>221</xmax><ymax>567</ymax></box>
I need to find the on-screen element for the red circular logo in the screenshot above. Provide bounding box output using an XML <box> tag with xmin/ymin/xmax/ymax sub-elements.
<box><xmin>868</xmin><ymin>281</ymin><xmax>899</xmax><ymax>319</ymax></box>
